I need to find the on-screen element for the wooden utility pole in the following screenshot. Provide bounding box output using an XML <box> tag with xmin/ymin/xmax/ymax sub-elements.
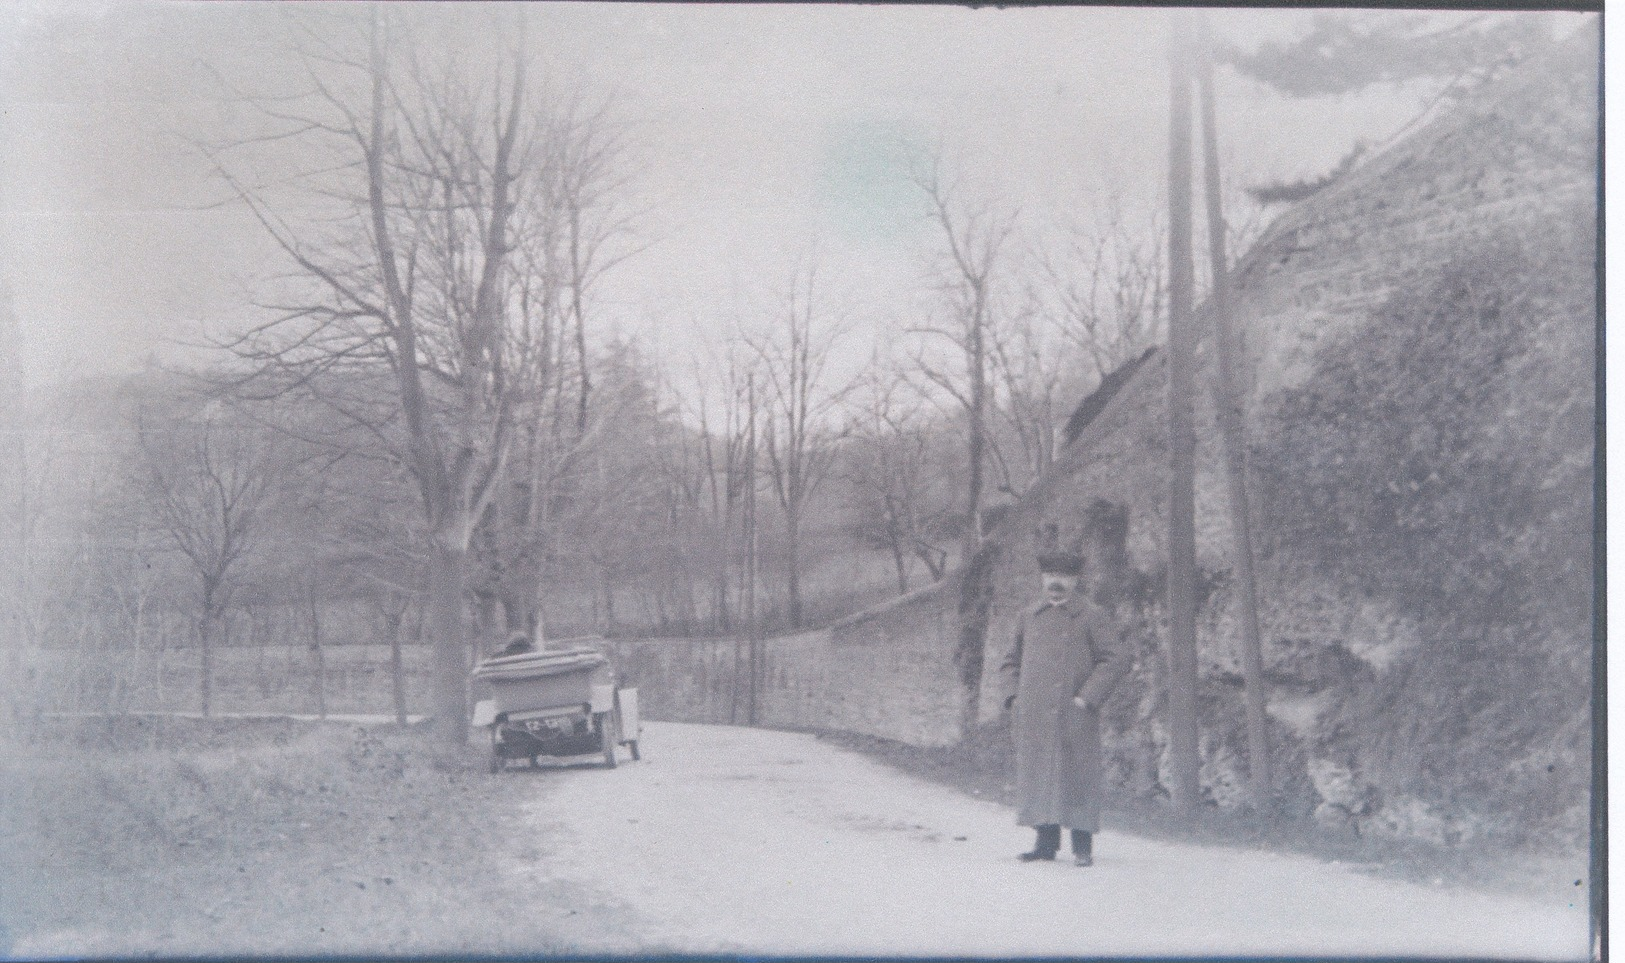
<box><xmin>1195</xmin><ymin>11</ymin><xmax>1272</xmax><ymax>811</ymax></box>
<box><xmin>1164</xmin><ymin>9</ymin><xmax>1202</xmax><ymax>813</ymax></box>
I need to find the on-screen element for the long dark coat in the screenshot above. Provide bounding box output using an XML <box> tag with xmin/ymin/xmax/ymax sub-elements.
<box><xmin>1000</xmin><ymin>598</ymin><xmax>1130</xmax><ymax>832</ymax></box>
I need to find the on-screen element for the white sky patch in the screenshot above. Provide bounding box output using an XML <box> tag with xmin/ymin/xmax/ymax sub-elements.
<box><xmin>0</xmin><ymin>2</ymin><xmax>1594</xmax><ymax>393</ymax></box>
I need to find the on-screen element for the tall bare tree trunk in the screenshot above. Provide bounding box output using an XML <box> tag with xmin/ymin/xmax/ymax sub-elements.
<box><xmin>744</xmin><ymin>375</ymin><xmax>760</xmax><ymax>725</ymax></box>
<box><xmin>199</xmin><ymin>607</ymin><xmax>219</xmax><ymax>719</ymax></box>
<box><xmin>700</xmin><ymin>421</ymin><xmax>733</xmax><ymax>635</ymax></box>
<box><xmin>571</xmin><ymin>202</ymin><xmax>592</xmax><ymax>438</ymax></box>
<box><xmin>307</xmin><ymin>574</ymin><xmax>327</xmax><ymax>720</ymax></box>
<box><xmin>474</xmin><ymin>591</ymin><xmax>501</xmax><ymax>660</ymax></box>
<box><xmin>785</xmin><ymin>507</ymin><xmax>802</xmax><ymax>629</ymax></box>
<box><xmin>966</xmin><ymin>305</ymin><xmax>987</xmax><ymax>559</ymax></box>
<box><xmin>888</xmin><ymin>504</ymin><xmax>910</xmax><ymax>595</ymax></box>
<box><xmin>385</xmin><ymin>608</ymin><xmax>408</xmax><ymax>726</ymax></box>
<box><xmin>601</xmin><ymin>568</ymin><xmax>616</xmax><ymax>630</ymax></box>
<box><xmin>714</xmin><ymin>564</ymin><xmax>732</xmax><ymax>634</ymax></box>
<box><xmin>1196</xmin><ymin>11</ymin><xmax>1272</xmax><ymax>811</ymax></box>
<box><xmin>427</xmin><ymin>529</ymin><xmax>468</xmax><ymax>743</ymax></box>
<box><xmin>909</xmin><ymin>165</ymin><xmax>1008</xmax><ymax>566</ymax></box>
<box><xmin>1164</xmin><ymin>9</ymin><xmax>1202</xmax><ymax>813</ymax></box>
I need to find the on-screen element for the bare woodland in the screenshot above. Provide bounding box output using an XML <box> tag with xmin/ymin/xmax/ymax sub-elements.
<box><xmin>1</xmin><ymin>5</ymin><xmax>1585</xmax><ymax>833</ymax></box>
<box><xmin>7</xmin><ymin>14</ymin><xmax>1186</xmax><ymax>722</ymax></box>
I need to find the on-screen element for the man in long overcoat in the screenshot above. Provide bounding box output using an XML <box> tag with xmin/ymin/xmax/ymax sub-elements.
<box><xmin>1000</xmin><ymin>550</ymin><xmax>1131</xmax><ymax>866</ymax></box>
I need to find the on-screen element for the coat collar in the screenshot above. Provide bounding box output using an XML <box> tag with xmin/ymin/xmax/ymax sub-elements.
<box><xmin>1033</xmin><ymin>598</ymin><xmax>1084</xmax><ymax>618</ymax></box>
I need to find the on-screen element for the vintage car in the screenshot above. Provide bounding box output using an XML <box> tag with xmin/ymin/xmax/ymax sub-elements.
<box><xmin>470</xmin><ymin>644</ymin><xmax>641</xmax><ymax>772</ymax></box>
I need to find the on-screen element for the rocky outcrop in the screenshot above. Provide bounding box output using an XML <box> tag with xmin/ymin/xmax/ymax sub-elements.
<box><xmin>967</xmin><ymin>23</ymin><xmax>1597</xmax><ymax>847</ymax></box>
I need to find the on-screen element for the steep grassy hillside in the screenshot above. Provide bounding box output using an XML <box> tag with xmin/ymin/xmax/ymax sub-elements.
<box><xmin>972</xmin><ymin>24</ymin><xmax>1597</xmax><ymax>850</ymax></box>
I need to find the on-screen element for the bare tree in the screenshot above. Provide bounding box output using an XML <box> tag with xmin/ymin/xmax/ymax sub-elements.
<box><xmin>580</xmin><ymin>342</ymin><xmax>679</xmax><ymax>631</ymax></box>
<box><xmin>136</xmin><ymin>404</ymin><xmax>291</xmax><ymax>718</ymax></box>
<box><xmin>648</xmin><ymin>430</ymin><xmax>709</xmax><ymax>634</ymax></box>
<box><xmin>304</xmin><ymin>545</ymin><xmax>328</xmax><ymax>719</ymax></box>
<box><xmin>843</xmin><ymin>367</ymin><xmax>951</xmax><ymax>595</ymax></box>
<box><xmin>750</xmin><ymin>267</ymin><xmax>852</xmax><ymax>630</ymax></box>
<box><xmin>546</xmin><ymin>97</ymin><xmax>648</xmax><ymax>435</ymax></box>
<box><xmin>456</xmin><ymin>95</ymin><xmax>647</xmax><ymax>649</ymax></box>
<box><xmin>685</xmin><ymin>344</ymin><xmax>761</xmax><ymax>633</ymax></box>
<box><xmin>905</xmin><ymin>157</ymin><xmax>1019</xmax><ymax>560</ymax></box>
<box><xmin>0</xmin><ymin>410</ymin><xmax>56</xmax><ymax>657</ymax></box>
<box><xmin>986</xmin><ymin>297</ymin><xmax>1071</xmax><ymax>497</ymax></box>
<box><xmin>492</xmin><ymin>338</ymin><xmax>673</xmax><ymax>637</ymax></box>
<box><xmin>82</xmin><ymin>515</ymin><xmax>167</xmax><ymax>713</ymax></box>
<box><xmin>203</xmin><ymin>9</ymin><xmax>634</xmax><ymax>741</ymax></box>
<box><xmin>1040</xmin><ymin>199</ymin><xmax>1167</xmax><ymax>380</ymax></box>
<box><xmin>741</xmin><ymin>370</ymin><xmax>761</xmax><ymax>720</ymax></box>
<box><xmin>314</xmin><ymin>449</ymin><xmax>429</xmax><ymax>724</ymax></box>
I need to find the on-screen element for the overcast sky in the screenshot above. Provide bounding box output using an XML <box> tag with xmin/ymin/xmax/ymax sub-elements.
<box><xmin>0</xmin><ymin>2</ymin><xmax>1584</xmax><ymax>393</ymax></box>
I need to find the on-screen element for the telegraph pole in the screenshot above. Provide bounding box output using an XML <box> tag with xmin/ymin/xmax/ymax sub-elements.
<box><xmin>1195</xmin><ymin>10</ymin><xmax>1272</xmax><ymax>811</ymax></box>
<box><xmin>1164</xmin><ymin>8</ymin><xmax>1202</xmax><ymax>813</ymax></box>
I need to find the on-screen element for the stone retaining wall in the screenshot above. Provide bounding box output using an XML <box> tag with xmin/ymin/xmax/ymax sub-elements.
<box><xmin>604</xmin><ymin>579</ymin><xmax>969</xmax><ymax>747</ymax></box>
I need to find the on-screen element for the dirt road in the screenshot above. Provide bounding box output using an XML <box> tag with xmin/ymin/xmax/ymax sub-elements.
<box><xmin>517</xmin><ymin>721</ymin><xmax>1589</xmax><ymax>959</ymax></box>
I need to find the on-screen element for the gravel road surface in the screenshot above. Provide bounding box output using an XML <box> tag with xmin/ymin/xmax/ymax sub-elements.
<box><xmin>516</xmin><ymin>721</ymin><xmax>1590</xmax><ymax>959</ymax></box>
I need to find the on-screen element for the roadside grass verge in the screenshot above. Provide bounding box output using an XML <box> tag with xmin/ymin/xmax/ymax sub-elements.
<box><xmin>815</xmin><ymin>723</ymin><xmax>1589</xmax><ymax>907</ymax></box>
<box><xmin>0</xmin><ymin>717</ymin><xmax>629</xmax><ymax>959</ymax></box>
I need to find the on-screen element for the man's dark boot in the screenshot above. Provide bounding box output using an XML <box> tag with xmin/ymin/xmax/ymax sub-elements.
<box><xmin>1019</xmin><ymin>824</ymin><xmax>1061</xmax><ymax>861</ymax></box>
<box><xmin>1071</xmin><ymin>829</ymin><xmax>1093</xmax><ymax>867</ymax></box>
